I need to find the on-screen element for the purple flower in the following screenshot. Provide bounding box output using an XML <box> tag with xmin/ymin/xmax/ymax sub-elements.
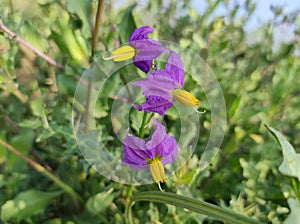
<box><xmin>132</xmin><ymin>69</ymin><xmax>177</xmax><ymax>115</ymax></box>
<box><xmin>129</xmin><ymin>26</ymin><xmax>166</xmax><ymax>73</ymax></box>
<box><xmin>103</xmin><ymin>26</ymin><xmax>166</xmax><ymax>73</ymax></box>
<box><xmin>133</xmin><ymin>51</ymin><xmax>199</xmax><ymax>115</ymax></box>
<box><xmin>122</xmin><ymin>118</ymin><xmax>178</xmax><ymax>184</ymax></box>
<box><xmin>132</xmin><ymin>51</ymin><xmax>183</xmax><ymax>116</ymax></box>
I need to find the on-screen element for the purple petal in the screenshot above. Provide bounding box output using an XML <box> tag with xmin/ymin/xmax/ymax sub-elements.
<box><xmin>122</xmin><ymin>131</ymin><xmax>154</xmax><ymax>170</ymax></box>
<box><xmin>122</xmin><ymin>119</ymin><xmax>178</xmax><ymax>169</ymax></box>
<box><xmin>132</xmin><ymin>40</ymin><xmax>166</xmax><ymax>73</ymax></box>
<box><xmin>160</xmin><ymin>136</ymin><xmax>178</xmax><ymax>165</ymax></box>
<box><xmin>129</xmin><ymin>26</ymin><xmax>154</xmax><ymax>42</ymax></box>
<box><xmin>129</xmin><ymin>27</ymin><xmax>167</xmax><ymax>73</ymax></box>
<box><xmin>122</xmin><ymin>143</ymin><xmax>148</xmax><ymax>165</ymax></box>
<box><xmin>122</xmin><ymin>131</ymin><xmax>153</xmax><ymax>155</ymax></box>
<box><xmin>133</xmin><ymin>39</ymin><xmax>165</xmax><ymax>60</ymax></box>
<box><xmin>146</xmin><ymin>70</ymin><xmax>178</xmax><ymax>87</ymax></box>
<box><xmin>122</xmin><ymin>131</ymin><xmax>146</xmax><ymax>150</ymax></box>
<box><xmin>166</xmin><ymin>51</ymin><xmax>185</xmax><ymax>87</ymax></box>
<box><xmin>122</xmin><ymin>119</ymin><xmax>166</xmax><ymax>151</ymax></box>
<box><xmin>132</xmin><ymin>70</ymin><xmax>178</xmax><ymax>115</ymax></box>
<box><xmin>145</xmin><ymin>118</ymin><xmax>167</xmax><ymax>149</ymax></box>
<box><xmin>133</xmin><ymin>60</ymin><xmax>152</xmax><ymax>73</ymax></box>
<box><xmin>133</xmin><ymin>70</ymin><xmax>177</xmax><ymax>100</ymax></box>
<box><xmin>135</xmin><ymin>97</ymin><xmax>174</xmax><ymax>116</ymax></box>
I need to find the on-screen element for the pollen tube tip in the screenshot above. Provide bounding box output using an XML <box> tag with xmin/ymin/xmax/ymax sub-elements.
<box><xmin>194</xmin><ymin>108</ymin><xmax>206</xmax><ymax>114</ymax></box>
<box><xmin>157</xmin><ymin>182</ymin><xmax>165</xmax><ymax>192</ymax></box>
<box><xmin>102</xmin><ymin>55</ymin><xmax>113</xmax><ymax>60</ymax></box>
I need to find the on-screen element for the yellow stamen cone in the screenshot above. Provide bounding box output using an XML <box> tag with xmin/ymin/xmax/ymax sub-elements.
<box><xmin>111</xmin><ymin>46</ymin><xmax>135</xmax><ymax>62</ymax></box>
<box><xmin>172</xmin><ymin>89</ymin><xmax>199</xmax><ymax>107</ymax></box>
<box><xmin>149</xmin><ymin>158</ymin><xmax>166</xmax><ymax>184</ymax></box>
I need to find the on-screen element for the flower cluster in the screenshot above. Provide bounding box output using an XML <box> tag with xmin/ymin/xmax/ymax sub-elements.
<box><xmin>105</xmin><ymin>26</ymin><xmax>200</xmax><ymax>190</ymax></box>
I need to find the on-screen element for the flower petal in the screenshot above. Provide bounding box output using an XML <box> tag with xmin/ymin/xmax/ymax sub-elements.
<box><xmin>122</xmin><ymin>119</ymin><xmax>178</xmax><ymax>170</ymax></box>
<box><xmin>122</xmin><ymin>143</ymin><xmax>148</xmax><ymax>165</ymax></box>
<box><xmin>133</xmin><ymin>70</ymin><xmax>177</xmax><ymax>100</ymax></box>
<box><xmin>166</xmin><ymin>51</ymin><xmax>185</xmax><ymax>87</ymax></box>
<box><xmin>133</xmin><ymin>60</ymin><xmax>152</xmax><ymax>73</ymax></box>
<box><xmin>134</xmin><ymin>97</ymin><xmax>174</xmax><ymax>116</ymax></box>
<box><xmin>134</xmin><ymin>39</ymin><xmax>166</xmax><ymax>60</ymax></box>
<box><xmin>146</xmin><ymin>118</ymin><xmax>167</xmax><ymax>149</ymax></box>
<box><xmin>129</xmin><ymin>26</ymin><xmax>154</xmax><ymax>41</ymax></box>
<box><xmin>132</xmin><ymin>39</ymin><xmax>166</xmax><ymax>73</ymax></box>
<box><xmin>122</xmin><ymin>131</ymin><xmax>153</xmax><ymax>170</ymax></box>
<box><xmin>160</xmin><ymin>136</ymin><xmax>178</xmax><ymax>165</ymax></box>
<box><xmin>132</xmin><ymin>70</ymin><xmax>178</xmax><ymax>115</ymax></box>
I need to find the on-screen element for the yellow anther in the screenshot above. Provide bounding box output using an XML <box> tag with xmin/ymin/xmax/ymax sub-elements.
<box><xmin>102</xmin><ymin>46</ymin><xmax>135</xmax><ymax>61</ymax></box>
<box><xmin>149</xmin><ymin>158</ymin><xmax>166</xmax><ymax>185</ymax></box>
<box><xmin>172</xmin><ymin>89</ymin><xmax>199</xmax><ymax>107</ymax></box>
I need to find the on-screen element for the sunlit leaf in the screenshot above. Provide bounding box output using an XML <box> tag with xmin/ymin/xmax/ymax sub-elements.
<box><xmin>266</xmin><ymin>126</ymin><xmax>300</xmax><ymax>181</ymax></box>
<box><xmin>1</xmin><ymin>190</ymin><xmax>61</xmax><ymax>221</ymax></box>
<box><xmin>86</xmin><ymin>188</ymin><xmax>114</xmax><ymax>215</ymax></box>
<box><xmin>19</xmin><ymin>119</ymin><xmax>43</xmax><ymax>129</ymax></box>
<box><xmin>6</xmin><ymin>129</ymin><xmax>35</xmax><ymax>171</ymax></box>
<box><xmin>66</xmin><ymin>0</ymin><xmax>91</xmax><ymax>38</ymax></box>
<box><xmin>30</xmin><ymin>98</ymin><xmax>45</xmax><ymax>118</ymax></box>
<box><xmin>36</xmin><ymin>129</ymin><xmax>55</xmax><ymax>142</ymax></box>
<box><xmin>117</xmin><ymin>4</ymin><xmax>137</xmax><ymax>44</ymax></box>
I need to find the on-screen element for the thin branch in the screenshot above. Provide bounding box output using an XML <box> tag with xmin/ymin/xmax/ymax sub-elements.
<box><xmin>0</xmin><ymin>139</ymin><xmax>83</xmax><ymax>205</ymax></box>
<box><xmin>91</xmin><ymin>0</ymin><xmax>104</xmax><ymax>60</ymax></box>
<box><xmin>0</xmin><ymin>20</ymin><xmax>64</xmax><ymax>70</ymax></box>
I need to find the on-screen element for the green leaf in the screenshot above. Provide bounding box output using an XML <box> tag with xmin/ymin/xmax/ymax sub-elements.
<box><xmin>266</xmin><ymin>125</ymin><xmax>300</xmax><ymax>181</ymax></box>
<box><xmin>117</xmin><ymin>4</ymin><xmax>137</xmax><ymax>44</ymax></box>
<box><xmin>66</xmin><ymin>0</ymin><xmax>91</xmax><ymax>38</ymax></box>
<box><xmin>6</xmin><ymin>129</ymin><xmax>35</xmax><ymax>171</ymax></box>
<box><xmin>30</xmin><ymin>98</ymin><xmax>45</xmax><ymax>118</ymax></box>
<box><xmin>19</xmin><ymin>119</ymin><xmax>43</xmax><ymax>129</ymax></box>
<box><xmin>86</xmin><ymin>188</ymin><xmax>114</xmax><ymax>215</ymax></box>
<box><xmin>129</xmin><ymin>191</ymin><xmax>261</xmax><ymax>224</ymax></box>
<box><xmin>284</xmin><ymin>198</ymin><xmax>300</xmax><ymax>224</ymax></box>
<box><xmin>1</xmin><ymin>190</ymin><xmax>62</xmax><ymax>221</ymax></box>
<box><xmin>0</xmin><ymin>174</ymin><xmax>4</xmax><ymax>188</ymax></box>
<box><xmin>36</xmin><ymin>129</ymin><xmax>55</xmax><ymax>142</ymax></box>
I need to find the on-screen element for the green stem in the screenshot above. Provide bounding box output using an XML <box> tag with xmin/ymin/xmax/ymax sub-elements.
<box><xmin>125</xmin><ymin>200</ymin><xmax>134</xmax><ymax>224</ymax></box>
<box><xmin>130</xmin><ymin>191</ymin><xmax>262</xmax><ymax>224</ymax></box>
<box><xmin>126</xmin><ymin>185</ymin><xmax>133</xmax><ymax>201</ymax></box>
<box><xmin>292</xmin><ymin>178</ymin><xmax>300</xmax><ymax>202</ymax></box>
<box><xmin>145</xmin><ymin>112</ymin><xmax>154</xmax><ymax>126</ymax></box>
<box><xmin>138</xmin><ymin>111</ymin><xmax>148</xmax><ymax>138</ymax></box>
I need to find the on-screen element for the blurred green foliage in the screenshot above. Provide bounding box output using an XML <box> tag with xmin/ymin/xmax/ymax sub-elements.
<box><xmin>0</xmin><ymin>0</ymin><xmax>299</xmax><ymax>223</ymax></box>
